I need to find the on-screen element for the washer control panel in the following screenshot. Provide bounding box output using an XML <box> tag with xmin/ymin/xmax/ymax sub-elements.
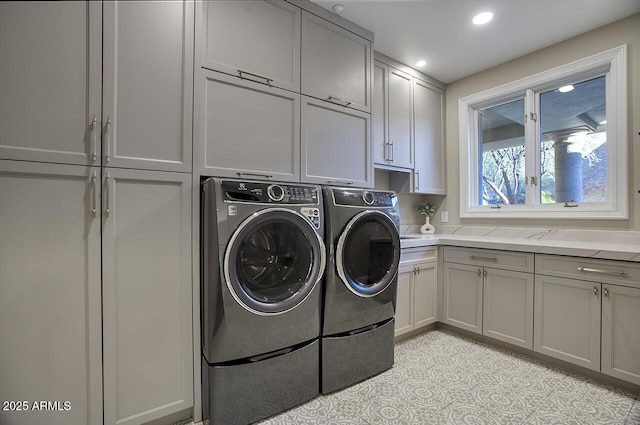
<box><xmin>222</xmin><ymin>180</ymin><xmax>320</xmax><ymax>205</ymax></box>
<box><xmin>332</xmin><ymin>188</ymin><xmax>397</xmax><ymax>207</ymax></box>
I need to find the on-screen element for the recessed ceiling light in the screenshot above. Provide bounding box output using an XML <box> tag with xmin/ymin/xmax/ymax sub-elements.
<box><xmin>331</xmin><ymin>4</ymin><xmax>344</xmax><ymax>15</ymax></box>
<box><xmin>416</xmin><ymin>60</ymin><xmax>427</xmax><ymax>68</ymax></box>
<box><xmin>472</xmin><ymin>12</ymin><xmax>493</xmax><ymax>25</ymax></box>
<box><xmin>558</xmin><ymin>85</ymin><xmax>574</xmax><ymax>93</ymax></box>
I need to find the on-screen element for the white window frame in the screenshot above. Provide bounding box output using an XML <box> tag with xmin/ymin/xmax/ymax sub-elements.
<box><xmin>459</xmin><ymin>45</ymin><xmax>628</xmax><ymax>219</ymax></box>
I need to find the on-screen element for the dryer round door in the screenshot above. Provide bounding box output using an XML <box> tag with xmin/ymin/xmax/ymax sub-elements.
<box><xmin>336</xmin><ymin>210</ymin><xmax>400</xmax><ymax>297</ymax></box>
<box><xmin>224</xmin><ymin>208</ymin><xmax>326</xmax><ymax>315</ymax></box>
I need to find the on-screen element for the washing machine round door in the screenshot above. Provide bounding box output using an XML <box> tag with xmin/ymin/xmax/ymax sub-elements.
<box><xmin>224</xmin><ymin>208</ymin><xmax>326</xmax><ymax>315</ymax></box>
<box><xmin>336</xmin><ymin>210</ymin><xmax>400</xmax><ymax>297</ymax></box>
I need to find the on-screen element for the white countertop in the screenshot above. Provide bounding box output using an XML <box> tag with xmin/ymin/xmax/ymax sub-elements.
<box><xmin>400</xmin><ymin>226</ymin><xmax>640</xmax><ymax>263</ymax></box>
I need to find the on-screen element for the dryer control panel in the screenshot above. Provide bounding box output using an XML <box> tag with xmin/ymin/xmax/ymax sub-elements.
<box><xmin>332</xmin><ymin>189</ymin><xmax>397</xmax><ymax>208</ymax></box>
<box><xmin>221</xmin><ymin>180</ymin><xmax>320</xmax><ymax>205</ymax></box>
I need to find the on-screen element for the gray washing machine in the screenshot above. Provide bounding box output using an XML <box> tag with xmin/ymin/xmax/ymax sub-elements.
<box><xmin>201</xmin><ymin>178</ymin><xmax>326</xmax><ymax>425</ymax></box>
<box><xmin>321</xmin><ymin>187</ymin><xmax>401</xmax><ymax>394</ymax></box>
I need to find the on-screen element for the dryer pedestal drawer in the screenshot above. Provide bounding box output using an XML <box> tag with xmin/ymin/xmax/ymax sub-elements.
<box><xmin>321</xmin><ymin>318</ymin><xmax>394</xmax><ymax>394</ymax></box>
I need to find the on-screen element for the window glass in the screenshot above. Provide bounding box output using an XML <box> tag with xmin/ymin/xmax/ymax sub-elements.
<box><xmin>477</xmin><ymin>98</ymin><xmax>526</xmax><ymax>205</ymax></box>
<box><xmin>539</xmin><ymin>76</ymin><xmax>607</xmax><ymax>204</ymax></box>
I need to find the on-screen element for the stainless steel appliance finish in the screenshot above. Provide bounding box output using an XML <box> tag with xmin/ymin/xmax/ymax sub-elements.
<box><xmin>201</xmin><ymin>178</ymin><xmax>326</xmax><ymax>424</ymax></box>
<box><xmin>321</xmin><ymin>187</ymin><xmax>401</xmax><ymax>394</ymax></box>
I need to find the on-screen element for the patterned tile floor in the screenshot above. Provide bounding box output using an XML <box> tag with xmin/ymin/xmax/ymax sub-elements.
<box><xmin>257</xmin><ymin>330</ymin><xmax>640</xmax><ymax>425</ymax></box>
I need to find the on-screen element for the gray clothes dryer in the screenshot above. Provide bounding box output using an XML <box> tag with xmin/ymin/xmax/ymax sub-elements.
<box><xmin>201</xmin><ymin>178</ymin><xmax>326</xmax><ymax>425</ymax></box>
<box><xmin>321</xmin><ymin>187</ymin><xmax>401</xmax><ymax>394</ymax></box>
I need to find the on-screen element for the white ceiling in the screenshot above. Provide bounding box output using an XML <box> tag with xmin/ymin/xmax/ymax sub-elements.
<box><xmin>310</xmin><ymin>0</ymin><xmax>640</xmax><ymax>84</ymax></box>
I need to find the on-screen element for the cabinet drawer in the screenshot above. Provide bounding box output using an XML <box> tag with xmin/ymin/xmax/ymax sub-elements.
<box><xmin>535</xmin><ymin>254</ymin><xmax>640</xmax><ymax>288</ymax></box>
<box><xmin>444</xmin><ymin>246</ymin><xmax>533</xmax><ymax>273</ymax></box>
<box><xmin>400</xmin><ymin>247</ymin><xmax>437</xmax><ymax>264</ymax></box>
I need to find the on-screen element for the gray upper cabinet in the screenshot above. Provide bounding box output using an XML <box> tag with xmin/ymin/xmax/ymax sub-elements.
<box><xmin>0</xmin><ymin>160</ymin><xmax>102</xmax><ymax>425</ymax></box>
<box><xmin>0</xmin><ymin>1</ymin><xmax>102</xmax><ymax>166</ymax></box>
<box><xmin>200</xmin><ymin>0</ymin><xmax>300</xmax><ymax>92</ymax></box>
<box><xmin>413</xmin><ymin>78</ymin><xmax>445</xmax><ymax>194</ymax></box>
<box><xmin>301</xmin><ymin>96</ymin><xmax>372</xmax><ymax>187</ymax></box>
<box><xmin>197</xmin><ymin>70</ymin><xmax>300</xmax><ymax>182</ymax></box>
<box><xmin>103</xmin><ymin>0</ymin><xmax>194</xmax><ymax>172</ymax></box>
<box><xmin>372</xmin><ymin>61</ymin><xmax>388</xmax><ymax>164</ymax></box>
<box><xmin>102</xmin><ymin>168</ymin><xmax>193</xmax><ymax>425</ymax></box>
<box><xmin>387</xmin><ymin>67</ymin><xmax>413</xmax><ymax>168</ymax></box>
<box><xmin>301</xmin><ymin>11</ymin><xmax>371</xmax><ymax>113</ymax></box>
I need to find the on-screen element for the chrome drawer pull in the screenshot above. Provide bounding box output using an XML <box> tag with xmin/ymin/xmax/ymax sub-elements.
<box><xmin>237</xmin><ymin>69</ymin><xmax>273</xmax><ymax>85</ymax></box>
<box><xmin>327</xmin><ymin>179</ymin><xmax>354</xmax><ymax>185</ymax></box>
<box><xmin>236</xmin><ymin>172</ymin><xmax>273</xmax><ymax>179</ymax></box>
<box><xmin>327</xmin><ymin>96</ymin><xmax>352</xmax><ymax>106</ymax></box>
<box><xmin>470</xmin><ymin>255</ymin><xmax>498</xmax><ymax>263</ymax></box>
<box><xmin>577</xmin><ymin>267</ymin><xmax>628</xmax><ymax>278</ymax></box>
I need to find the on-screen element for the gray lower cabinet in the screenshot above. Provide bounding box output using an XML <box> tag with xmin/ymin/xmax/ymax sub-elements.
<box><xmin>602</xmin><ymin>284</ymin><xmax>640</xmax><ymax>385</ymax></box>
<box><xmin>196</xmin><ymin>70</ymin><xmax>300</xmax><ymax>181</ymax></box>
<box><xmin>443</xmin><ymin>247</ymin><xmax>534</xmax><ymax>348</ymax></box>
<box><xmin>199</xmin><ymin>0</ymin><xmax>300</xmax><ymax>92</ymax></box>
<box><xmin>442</xmin><ymin>262</ymin><xmax>484</xmax><ymax>334</ymax></box>
<box><xmin>0</xmin><ymin>160</ymin><xmax>103</xmax><ymax>425</ymax></box>
<box><xmin>301</xmin><ymin>11</ymin><xmax>371</xmax><ymax>113</ymax></box>
<box><xmin>301</xmin><ymin>96</ymin><xmax>372</xmax><ymax>187</ymax></box>
<box><xmin>102</xmin><ymin>168</ymin><xmax>193</xmax><ymax>425</ymax></box>
<box><xmin>533</xmin><ymin>275</ymin><xmax>601</xmax><ymax>371</ymax></box>
<box><xmin>396</xmin><ymin>248</ymin><xmax>438</xmax><ymax>337</ymax></box>
<box><xmin>102</xmin><ymin>0</ymin><xmax>194</xmax><ymax>172</ymax></box>
<box><xmin>483</xmin><ymin>268</ymin><xmax>534</xmax><ymax>349</ymax></box>
<box><xmin>413</xmin><ymin>79</ymin><xmax>445</xmax><ymax>194</ymax></box>
<box><xmin>0</xmin><ymin>1</ymin><xmax>102</xmax><ymax>166</ymax></box>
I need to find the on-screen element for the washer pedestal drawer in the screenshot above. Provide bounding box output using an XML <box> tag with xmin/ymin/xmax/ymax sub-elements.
<box><xmin>321</xmin><ymin>318</ymin><xmax>395</xmax><ymax>394</ymax></box>
<box><xmin>203</xmin><ymin>339</ymin><xmax>319</xmax><ymax>425</ymax></box>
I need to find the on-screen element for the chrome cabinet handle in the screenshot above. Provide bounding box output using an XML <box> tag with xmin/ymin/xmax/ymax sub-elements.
<box><xmin>327</xmin><ymin>179</ymin><xmax>354</xmax><ymax>185</ymax></box>
<box><xmin>483</xmin><ymin>269</ymin><xmax>487</xmax><ymax>278</ymax></box>
<box><xmin>389</xmin><ymin>141</ymin><xmax>394</xmax><ymax>162</ymax></box>
<box><xmin>470</xmin><ymin>255</ymin><xmax>498</xmax><ymax>263</ymax></box>
<box><xmin>327</xmin><ymin>96</ymin><xmax>352</xmax><ymax>106</ymax></box>
<box><xmin>104</xmin><ymin>172</ymin><xmax>111</xmax><ymax>217</ymax></box>
<box><xmin>593</xmin><ymin>286</ymin><xmax>599</xmax><ymax>297</ymax></box>
<box><xmin>415</xmin><ymin>170</ymin><xmax>420</xmax><ymax>191</ymax></box>
<box><xmin>577</xmin><ymin>267</ymin><xmax>628</xmax><ymax>278</ymax></box>
<box><xmin>91</xmin><ymin>171</ymin><xmax>97</xmax><ymax>216</ymax></box>
<box><xmin>604</xmin><ymin>287</ymin><xmax>609</xmax><ymax>298</ymax></box>
<box><xmin>477</xmin><ymin>269</ymin><xmax>482</xmax><ymax>277</ymax></box>
<box><xmin>105</xmin><ymin>118</ymin><xmax>112</xmax><ymax>163</ymax></box>
<box><xmin>91</xmin><ymin>115</ymin><xmax>98</xmax><ymax>161</ymax></box>
<box><xmin>384</xmin><ymin>142</ymin><xmax>391</xmax><ymax>161</ymax></box>
<box><xmin>236</xmin><ymin>172</ymin><xmax>273</xmax><ymax>179</ymax></box>
<box><xmin>237</xmin><ymin>69</ymin><xmax>273</xmax><ymax>85</ymax></box>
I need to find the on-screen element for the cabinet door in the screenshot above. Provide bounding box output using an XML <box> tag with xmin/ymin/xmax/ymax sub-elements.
<box><xmin>301</xmin><ymin>11</ymin><xmax>371</xmax><ymax>113</ymax></box>
<box><xmin>0</xmin><ymin>1</ymin><xmax>101</xmax><ymax>166</ymax></box>
<box><xmin>414</xmin><ymin>262</ymin><xmax>438</xmax><ymax>329</ymax></box>
<box><xmin>602</xmin><ymin>285</ymin><xmax>640</xmax><ymax>385</ymax></box>
<box><xmin>413</xmin><ymin>79</ymin><xmax>445</xmax><ymax>194</ymax></box>
<box><xmin>533</xmin><ymin>275</ymin><xmax>600</xmax><ymax>371</ymax></box>
<box><xmin>103</xmin><ymin>0</ymin><xmax>193</xmax><ymax>172</ymax></box>
<box><xmin>387</xmin><ymin>67</ymin><xmax>413</xmax><ymax>169</ymax></box>
<box><xmin>301</xmin><ymin>96</ymin><xmax>372</xmax><ymax>187</ymax></box>
<box><xmin>102</xmin><ymin>169</ymin><xmax>193</xmax><ymax>425</ymax></box>
<box><xmin>442</xmin><ymin>263</ymin><xmax>483</xmax><ymax>334</ymax></box>
<box><xmin>200</xmin><ymin>0</ymin><xmax>300</xmax><ymax>92</ymax></box>
<box><xmin>483</xmin><ymin>268</ymin><xmax>533</xmax><ymax>349</ymax></box>
<box><xmin>0</xmin><ymin>161</ymin><xmax>102</xmax><ymax>425</ymax></box>
<box><xmin>197</xmin><ymin>70</ymin><xmax>300</xmax><ymax>182</ymax></box>
<box><xmin>395</xmin><ymin>264</ymin><xmax>414</xmax><ymax>337</ymax></box>
<box><xmin>372</xmin><ymin>61</ymin><xmax>388</xmax><ymax>164</ymax></box>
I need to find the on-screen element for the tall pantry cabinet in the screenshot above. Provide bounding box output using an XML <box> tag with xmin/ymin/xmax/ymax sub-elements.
<box><xmin>0</xmin><ymin>2</ymin><xmax>194</xmax><ymax>425</ymax></box>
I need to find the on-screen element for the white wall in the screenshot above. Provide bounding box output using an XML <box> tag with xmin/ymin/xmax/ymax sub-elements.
<box><xmin>444</xmin><ymin>13</ymin><xmax>640</xmax><ymax>230</ymax></box>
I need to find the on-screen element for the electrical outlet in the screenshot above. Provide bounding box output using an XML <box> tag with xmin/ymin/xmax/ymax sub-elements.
<box><xmin>441</xmin><ymin>211</ymin><xmax>449</xmax><ymax>223</ymax></box>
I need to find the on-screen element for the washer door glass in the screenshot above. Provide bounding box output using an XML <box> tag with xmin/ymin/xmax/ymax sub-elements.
<box><xmin>337</xmin><ymin>211</ymin><xmax>400</xmax><ymax>297</ymax></box>
<box><xmin>225</xmin><ymin>209</ymin><xmax>325</xmax><ymax>315</ymax></box>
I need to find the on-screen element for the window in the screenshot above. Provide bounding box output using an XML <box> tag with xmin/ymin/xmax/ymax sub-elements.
<box><xmin>459</xmin><ymin>46</ymin><xmax>628</xmax><ymax>219</ymax></box>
